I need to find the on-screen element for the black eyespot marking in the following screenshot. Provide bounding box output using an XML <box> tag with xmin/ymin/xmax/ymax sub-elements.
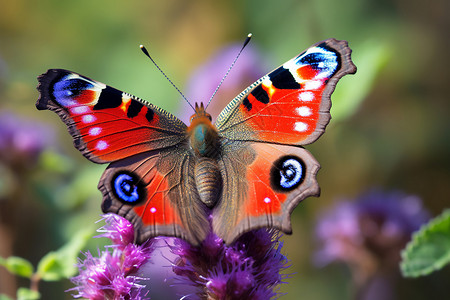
<box><xmin>93</xmin><ymin>86</ymin><xmax>123</xmax><ymax>110</ymax></box>
<box><xmin>269</xmin><ymin>67</ymin><xmax>301</xmax><ymax>89</ymax></box>
<box><xmin>242</xmin><ymin>97</ymin><xmax>252</xmax><ymax>111</ymax></box>
<box><xmin>127</xmin><ymin>100</ymin><xmax>144</xmax><ymax>118</ymax></box>
<box><xmin>270</xmin><ymin>155</ymin><xmax>306</xmax><ymax>192</ymax></box>
<box><xmin>111</xmin><ymin>171</ymin><xmax>146</xmax><ymax>205</ymax></box>
<box><xmin>251</xmin><ymin>85</ymin><xmax>270</xmax><ymax>104</ymax></box>
<box><xmin>146</xmin><ymin>108</ymin><xmax>154</xmax><ymax>123</ymax></box>
<box><xmin>300</xmin><ymin>53</ymin><xmax>327</xmax><ymax>71</ymax></box>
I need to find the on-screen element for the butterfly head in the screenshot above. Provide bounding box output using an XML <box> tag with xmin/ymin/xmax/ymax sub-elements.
<box><xmin>187</xmin><ymin>102</ymin><xmax>219</xmax><ymax>157</ymax></box>
<box><xmin>190</xmin><ymin>102</ymin><xmax>212</xmax><ymax>123</ymax></box>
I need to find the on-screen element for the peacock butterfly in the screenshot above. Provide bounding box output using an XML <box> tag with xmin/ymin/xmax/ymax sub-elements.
<box><xmin>36</xmin><ymin>38</ymin><xmax>356</xmax><ymax>245</ymax></box>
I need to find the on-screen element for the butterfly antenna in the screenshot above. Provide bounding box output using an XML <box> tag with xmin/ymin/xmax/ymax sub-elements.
<box><xmin>205</xmin><ymin>33</ymin><xmax>252</xmax><ymax>110</ymax></box>
<box><xmin>140</xmin><ymin>45</ymin><xmax>195</xmax><ymax>111</ymax></box>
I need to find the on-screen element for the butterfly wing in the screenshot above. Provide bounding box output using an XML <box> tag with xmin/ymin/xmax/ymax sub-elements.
<box><xmin>215</xmin><ymin>39</ymin><xmax>356</xmax><ymax>145</ymax></box>
<box><xmin>99</xmin><ymin>148</ymin><xmax>209</xmax><ymax>245</ymax></box>
<box><xmin>214</xmin><ymin>142</ymin><xmax>320</xmax><ymax>243</ymax></box>
<box><xmin>213</xmin><ymin>39</ymin><xmax>356</xmax><ymax>243</ymax></box>
<box><xmin>37</xmin><ymin>69</ymin><xmax>187</xmax><ymax>163</ymax></box>
<box><xmin>37</xmin><ymin>69</ymin><xmax>209</xmax><ymax>245</ymax></box>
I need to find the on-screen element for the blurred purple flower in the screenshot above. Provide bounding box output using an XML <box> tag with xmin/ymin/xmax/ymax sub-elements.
<box><xmin>170</xmin><ymin>229</ymin><xmax>289</xmax><ymax>300</ymax></box>
<box><xmin>315</xmin><ymin>189</ymin><xmax>430</xmax><ymax>284</ymax></box>
<box><xmin>69</xmin><ymin>214</ymin><xmax>154</xmax><ymax>299</ymax></box>
<box><xmin>0</xmin><ymin>110</ymin><xmax>55</xmax><ymax>166</ymax></box>
<box><xmin>179</xmin><ymin>43</ymin><xmax>266</xmax><ymax>123</ymax></box>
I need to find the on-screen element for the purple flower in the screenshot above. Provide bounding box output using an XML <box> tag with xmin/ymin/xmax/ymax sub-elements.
<box><xmin>315</xmin><ymin>189</ymin><xmax>430</xmax><ymax>288</ymax></box>
<box><xmin>95</xmin><ymin>214</ymin><xmax>135</xmax><ymax>247</ymax></box>
<box><xmin>70</xmin><ymin>214</ymin><xmax>154</xmax><ymax>299</ymax></box>
<box><xmin>72</xmin><ymin>215</ymin><xmax>289</xmax><ymax>299</ymax></box>
<box><xmin>170</xmin><ymin>229</ymin><xmax>288</xmax><ymax>300</ymax></box>
<box><xmin>0</xmin><ymin>110</ymin><xmax>55</xmax><ymax>166</ymax></box>
<box><xmin>178</xmin><ymin>43</ymin><xmax>266</xmax><ymax>123</ymax></box>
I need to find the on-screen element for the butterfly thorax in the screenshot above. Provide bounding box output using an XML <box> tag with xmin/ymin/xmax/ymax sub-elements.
<box><xmin>187</xmin><ymin>103</ymin><xmax>222</xmax><ymax>208</ymax></box>
<box><xmin>187</xmin><ymin>103</ymin><xmax>220</xmax><ymax>158</ymax></box>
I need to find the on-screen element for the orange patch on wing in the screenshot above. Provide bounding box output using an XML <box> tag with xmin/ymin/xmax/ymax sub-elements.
<box><xmin>243</xmin><ymin>152</ymin><xmax>285</xmax><ymax>217</ymax></box>
<box><xmin>263</xmin><ymin>82</ymin><xmax>276</xmax><ymax>97</ymax></box>
<box><xmin>119</xmin><ymin>96</ymin><xmax>132</xmax><ymax>113</ymax></box>
<box><xmin>133</xmin><ymin>171</ymin><xmax>183</xmax><ymax>226</ymax></box>
<box><xmin>297</xmin><ymin>65</ymin><xmax>318</xmax><ymax>81</ymax></box>
<box><xmin>74</xmin><ymin>90</ymin><xmax>98</xmax><ymax>105</ymax></box>
<box><xmin>241</xmin><ymin>86</ymin><xmax>324</xmax><ymax>144</ymax></box>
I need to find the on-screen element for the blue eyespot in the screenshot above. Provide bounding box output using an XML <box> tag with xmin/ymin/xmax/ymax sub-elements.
<box><xmin>297</xmin><ymin>47</ymin><xmax>338</xmax><ymax>78</ymax></box>
<box><xmin>113</xmin><ymin>173</ymin><xmax>142</xmax><ymax>204</ymax></box>
<box><xmin>52</xmin><ymin>77</ymin><xmax>93</xmax><ymax>107</ymax></box>
<box><xmin>279</xmin><ymin>158</ymin><xmax>303</xmax><ymax>189</ymax></box>
<box><xmin>270</xmin><ymin>156</ymin><xmax>305</xmax><ymax>192</ymax></box>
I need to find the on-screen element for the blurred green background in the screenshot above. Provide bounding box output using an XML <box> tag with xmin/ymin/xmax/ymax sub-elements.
<box><xmin>0</xmin><ymin>0</ymin><xmax>449</xmax><ymax>299</ymax></box>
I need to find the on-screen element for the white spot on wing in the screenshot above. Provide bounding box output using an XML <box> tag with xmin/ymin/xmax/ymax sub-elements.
<box><xmin>296</xmin><ymin>106</ymin><xmax>312</xmax><ymax>117</ymax></box>
<box><xmin>63</xmin><ymin>100</ymin><xmax>77</xmax><ymax>107</ymax></box>
<box><xmin>264</xmin><ymin>197</ymin><xmax>271</xmax><ymax>204</ymax></box>
<box><xmin>67</xmin><ymin>74</ymin><xmax>106</xmax><ymax>89</ymax></box>
<box><xmin>70</xmin><ymin>106</ymin><xmax>89</xmax><ymax>115</ymax></box>
<box><xmin>304</xmin><ymin>80</ymin><xmax>322</xmax><ymax>90</ymax></box>
<box><xmin>89</xmin><ymin>127</ymin><xmax>102</xmax><ymax>136</ymax></box>
<box><xmin>282</xmin><ymin>58</ymin><xmax>298</xmax><ymax>72</ymax></box>
<box><xmin>96</xmin><ymin>140</ymin><xmax>108</xmax><ymax>151</ymax></box>
<box><xmin>262</xmin><ymin>76</ymin><xmax>272</xmax><ymax>87</ymax></box>
<box><xmin>150</xmin><ymin>207</ymin><xmax>157</xmax><ymax>213</ymax></box>
<box><xmin>294</xmin><ymin>122</ymin><xmax>308</xmax><ymax>132</ymax></box>
<box><xmin>299</xmin><ymin>92</ymin><xmax>314</xmax><ymax>102</ymax></box>
<box><xmin>82</xmin><ymin>115</ymin><xmax>96</xmax><ymax>123</ymax></box>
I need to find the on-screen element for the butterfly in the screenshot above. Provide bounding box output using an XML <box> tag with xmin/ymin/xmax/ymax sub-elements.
<box><xmin>36</xmin><ymin>38</ymin><xmax>356</xmax><ymax>246</ymax></box>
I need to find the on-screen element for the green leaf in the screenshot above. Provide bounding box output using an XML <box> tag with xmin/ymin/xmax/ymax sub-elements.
<box><xmin>36</xmin><ymin>226</ymin><xmax>94</xmax><ymax>281</ymax></box>
<box><xmin>16</xmin><ymin>288</ymin><xmax>40</xmax><ymax>300</ymax></box>
<box><xmin>401</xmin><ymin>209</ymin><xmax>450</xmax><ymax>277</ymax></box>
<box><xmin>0</xmin><ymin>256</ymin><xmax>34</xmax><ymax>278</ymax></box>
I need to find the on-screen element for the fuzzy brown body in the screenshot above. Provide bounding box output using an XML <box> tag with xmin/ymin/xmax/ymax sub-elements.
<box><xmin>187</xmin><ymin>103</ymin><xmax>223</xmax><ymax>208</ymax></box>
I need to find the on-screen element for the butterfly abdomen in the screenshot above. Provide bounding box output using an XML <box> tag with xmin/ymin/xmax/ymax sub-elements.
<box><xmin>195</xmin><ymin>157</ymin><xmax>222</xmax><ymax>208</ymax></box>
<box><xmin>187</xmin><ymin>103</ymin><xmax>223</xmax><ymax>208</ymax></box>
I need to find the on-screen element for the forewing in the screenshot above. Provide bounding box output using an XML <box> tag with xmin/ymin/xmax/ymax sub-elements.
<box><xmin>37</xmin><ymin>69</ymin><xmax>187</xmax><ymax>163</ymax></box>
<box><xmin>215</xmin><ymin>39</ymin><xmax>356</xmax><ymax>145</ymax></box>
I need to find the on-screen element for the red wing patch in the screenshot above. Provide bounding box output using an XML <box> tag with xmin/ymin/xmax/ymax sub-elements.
<box><xmin>242</xmin><ymin>150</ymin><xmax>285</xmax><ymax>217</ymax></box>
<box><xmin>213</xmin><ymin>142</ymin><xmax>320</xmax><ymax>244</ymax></box>
<box><xmin>131</xmin><ymin>164</ymin><xmax>182</xmax><ymax>228</ymax></box>
<box><xmin>216</xmin><ymin>39</ymin><xmax>356</xmax><ymax>146</ymax></box>
<box><xmin>36</xmin><ymin>69</ymin><xmax>187</xmax><ymax>163</ymax></box>
<box><xmin>99</xmin><ymin>150</ymin><xmax>209</xmax><ymax>246</ymax></box>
